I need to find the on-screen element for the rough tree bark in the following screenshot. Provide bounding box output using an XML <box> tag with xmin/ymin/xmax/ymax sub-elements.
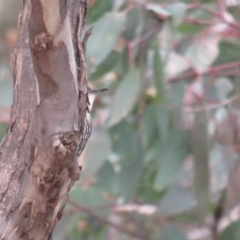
<box><xmin>0</xmin><ymin>0</ymin><xmax>90</xmax><ymax>239</ymax></box>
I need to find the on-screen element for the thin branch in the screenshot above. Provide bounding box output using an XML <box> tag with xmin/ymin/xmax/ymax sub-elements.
<box><xmin>217</xmin><ymin>0</ymin><xmax>226</xmax><ymax>19</ymax></box>
<box><xmin>69</xmin><ymin>200</ymin><xmax>156</xmax><ymax>240</ymax></box>
<box><xmin>168</xmin><ymin>61</ymin><xmax>240</xmax><ymax>83</ymax></box>
<box><xmin>183</xmin><ymin>17</ymin><xmax>215</xmax><ymax>25</ymax></box>
<box><xmin>125</xmin><ymin>0</ymin><xmax>147</xmax><ymax>7</ymax></box>
<box><xmin>184</xmin><ymin>95</ymin><xmax>239</xmax><ymax>113</ymax></box>
<box><xmin>187</xmin><ymin>3</ymin><xmax>220</xmax><ymax>18</ymax></box>
<box><xmin>120</xmin><ymin>27</ymin><xmax>158</xmax><ymax>66</ymax></box>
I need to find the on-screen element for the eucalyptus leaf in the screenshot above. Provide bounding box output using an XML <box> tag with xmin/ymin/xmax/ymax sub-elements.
<box><xmin>118</xmin><ymin>134</ymin><xmax>144</xmax><ymax>201</ymax></box>
<box><xmin>89</xmin><ymin>51</ymin><xmax>120</xmax><ymax>81</ymax></box>
<box><xmin>154</xmin><ymin>104</ymin><xmax>169</xmax><ymax>142</ymax></box>
<box><xmin>87</xmin><ymin>0</ymin><xmax>113</xmax><ymax>24</ymax></box>
<box><xmin>219</xmin><ymin>221</ymin><xmax>240</xmax><ymax>240</ymax></box>
<box><xmin>82</xmin><ymin>127</ymin><xmax>111</xmax><ymax>178</ymax></box>
<box><xmin>212</xmin><ymin>41</ymin><xmax>240</xmax><ymax>66</ymax></box>
<box><xmin>176</xmin><ymin>22</ymin><xmax>205</xmax><ymax>34</ymax></box>
<box><xmin>109</xmin><ymin>69</ymin><xmax>140</xmax><ymax>127</ymax></box>
<box><xmin>157</xmin><ymin>183</ymin><xmax>195</xmax><ymax>217</ymax></box>
<box><xmin>96</xmin><ymin>161</ymin><xmax>118</xmax><ymax>194</ymax></box>
<box><xmin>0</xmin><ymin>79</ymin><xmax>13</xmax><ymax>107</ymax></box>
<box><xmin>160</xmin><ymin>226</ymin><xmax>188</xmax><ymax>240</ymax></box>
<box><xmin>70</xmin><ymin>186</ymin><xmax>108</xmax><ymax>208</ymax></box>
<box><xmin>185</xmin><ymin>37</ymin><xmax>220</xmax><ymax>72</ymax></box>
<box><xmin>192</xmin><ymin>111</ymin><xmax>209</xmax><ymax>221</ymax></box>
<box><xmin>113</xmin><ymin>0</ymin><xmax>124</xmax><ymax>10</ymax></box>
<box><xmin>167</xmin><ymin>3</ymin><xmax>186</xmax><ymax>27</ymax></box>
<box><xmin>153</xmin><ymin>50</ymin><xmax>165</xmax><ymax>102</ymax></box>
<box><xmin>154</xmin><ymin>130</ymin><xmax>190</xmax><ymax>191</ymax></box>
<box><xmin>146</xmin><ymin>4</ymin><xmax>170</xmax><ymax>18</ymax></box>
<box><xmin>87</xmin><ymin>12</ymin><xmax>126</xmax><ymax>66</ymax></box>
<box><xmin>109</xmin><ymin>120</ymin><xmax>136</xmax><ymax>161</ymax></box>
<box><xmin>140</xmin><ymin>104</ymin><xmax>159</xmax><ymax>149</ymax></box>
<box><xmin>0</xmin><ymin>123</ymin><xmax>7</xmax><ymax>142</ymax></box>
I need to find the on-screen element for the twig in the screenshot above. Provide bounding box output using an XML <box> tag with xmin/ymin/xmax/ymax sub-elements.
<box><xmin>120</xmin><ymin>27</ymin><xmax>158</xmax><ymax>66</ymax></box>
<box><xmin>183</xmin><ymin>17</ymin><xmax>215</xmax><ymax>26</ymax></box>
<box><xmin>184</xmin><ymin>95</ymin><xmax>238</xmax><ymax>113</ymax></box>
<box><xmin>69</xmin><ymin>200</ymin><xmax>156</xmax><ymax>240</ymax></box>
<box><xmin>125</xmin><ymin>0</ymin><xmax>147</xmax><ymax>7</ymax></box>
<box><xmin>217</xmin><ymin>0</ymin><xmax>226</xmax><ymax>19</ymax></box>
<box><xmin>187</xmin><ymin>3</ymin><xmax>220</xmax><ymax>18</ymax></box>
<box><xmin>168</xmin><ymin>61</ymin><xmax>240</xmax><ymax>83</ymax></box>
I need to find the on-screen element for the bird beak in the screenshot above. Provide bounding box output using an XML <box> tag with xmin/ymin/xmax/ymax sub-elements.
<box><xmin>88</xmin><ymin>88</ymin><xmax>109</xmax><ymax>93</ymax></box>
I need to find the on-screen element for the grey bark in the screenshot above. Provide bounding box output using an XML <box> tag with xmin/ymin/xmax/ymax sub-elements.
<box><xmin>0</xmin><ymin>0</ymin><xmax>89</xmax><ymax>239</ymax></box>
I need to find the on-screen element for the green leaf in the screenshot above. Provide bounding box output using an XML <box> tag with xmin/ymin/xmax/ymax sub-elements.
<box><xmin>89</xmin><ymin>51</ymin><xmax>120</xmax><ymax>81</ymax></box>
<box><xmin>185</xmin><ymin>38</ymin><xmax>219</xmax><ymax>72</ymax></box>
<box><xmin>115</xmin><ymin>48</ymin><xmax>130</xmax><ymax>76</ymax></box>
<box><xmin>146</xmin><ymin>4</ymin><xmax>170</xmax><ymax>18</ymax></box>
<box><xmin>192</xmin><ymin>111</ymin><xmax>209</xmax><ymax>221</ymax></box>
<box><xmin>170</xmin><ymin>81</ymin><xmax>185</xmax><ymax>129</ymax></box>
<box><xmin>140</xmin><ymin>104</ymin><xmax>159</xmax><ymax>149</ymax></box>
<box><xmin>228</xmin><ymin>5</ymin><xmax>240</xmax><ymax>22</ymax></box>
<box><xmin>219</xmin><ymin>221</ymin><xmax>240</xmax><ymax>240</ymax></box>
<box><xmin>176</xmin><ymin>22</ymin><xmax>205</xmax><ymax>34</ymax></box>
<box><xmin>109</xmin><ymin>120</ymin><xmax>136</xmax><ymax>161</ymax></box>
<box><xmin>87</xmin><ymin>0</ymin><xmax>113</xmax><ymax>24</ymax></box>
<box><xmin>82</xmin><ymin>127</ymin><xmax>111</xmax><ymax>178</ymax></box>
<box><xmin>157</xmin><ymin>183</ymin><xmax>195</xmax><ymax>217</ymax></box>
<box><xmin>0</xmin><ymin>124</ymin><xmax>7</xmax><ymax>142</ymax></box>
<box><xmin>113</xmin><ymin>0</ymin><xmax>124</xmax><ymax>10</ymax></box>
<box><xmin>70</xmin><ymin>186</ymin><xmax>108</xmax><ymax>208</ymax></box>
<box><xmin>122</xmin><ymin>7</ymin><xmax>143</xmax><ymax>41</ymax></box>
<box><xmin>153</xmin><ymin>50</ymin><xmax>165</xmax><ymax>102</ymax></box>
<box><xmin>96</xmin><ymin>161</ymin><xmax>118</xmax><ymax>194</ymax></box>
<box><xmin>110</xmin><ymin>121</ymin><xmax>144</xmax><ymax>200</ymax></box>
<box><xmin>118</xmin><ymin>134</ymin><xmax>144</xmax><ymax>201</ymax></box>
<box><xmin>87</xmin><ymin>12</ymin><xmax>126</xmax><ymax>66</ymax></box>
<box><xmin>167</xmin><ymin>3</ymin><xmax>186</xmax><ymax>27</ymax></box>
<box><xmin>154</xmin><ymin>104</ymin><xmax>169</xmax><ymax>142</ymax></box>
<box><xmin>154</xmin><ymin>130</ymin><xmax>190</xmax><ymax>191</ymax></box>
<box><xmin>213</xmin><ymin>41</ymin><xmax>240</xmax><ymax>66</ymax></box>
<box><xmin>108</xmin><ymin>69</ymin><xmax>140</xmax><ymax>127</ymax></box>
<box><xmin>0</xmin><ymin>79</ymin><xmax>13</xmax><ymax>107</ymax></box>
<box><xmin>160</xmin><ymin>226</ymin><xmax>188</xmax><ymax>240</ymax></box>
<box><xmin>170</xmin><ymin>81</ymin><xmax>185</xmax><ymax>108</ymax></box>
<box><xmin>203</xmin><ymin>76</ymin><xmax>219</xmax><ymax>102</ymax></box>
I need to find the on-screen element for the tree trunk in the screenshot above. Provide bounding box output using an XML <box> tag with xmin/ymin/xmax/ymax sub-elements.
<box><xmin>0</xmin><ymin>0</ymin><xmax>89</xmax><ymax>239</ymax></box>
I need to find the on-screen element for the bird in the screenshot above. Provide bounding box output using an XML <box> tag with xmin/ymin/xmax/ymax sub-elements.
<box><xmin>76</xmin><ymin>87</ymin><xmax>108</xmax><ymax>157</ymax></box>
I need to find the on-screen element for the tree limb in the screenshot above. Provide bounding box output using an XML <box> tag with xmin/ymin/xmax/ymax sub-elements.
<box><xmin>0</xmin><ymin>0</ymin><xmax>89</xmax><ymax>239</ymax></box>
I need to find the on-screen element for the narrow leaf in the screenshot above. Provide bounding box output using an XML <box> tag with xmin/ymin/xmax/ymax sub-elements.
<box><xmin>154</xmin><ymin>130</ymin><xmax>190</xmax><ymax>191</ymax></box>
<box><xmin>0</xmin><ymin>124</ymin><xmax>7</xmax><ymax>142</ymax></box>
<box><xmin>140</xmin><ymin>104</ymin><xmax>159</xmax><ymax>149</ymax></box>
<box><xmin>118</xmin><ymin>135</ymin><xmax>144</xmax><ymax>201</ymax></box>
<box><xmin>153</xmin><ymin>50</ymin><xmax>165</xmax><ymax>102</ymax></box>
<box><xmin>0</xmin><ymin>79</ymin><xmax>13</xmax><ymax>107</ymax></box>
<box><xmin>160</xmin><ymin>226</ymin><xmax>188</xmax><ymax>240</ymax></box>
<box><xmin>87</xmin><ymin>12</ymin><xmax>126</xmax><ymax>66</ymax></box>
<box><xmin>109</xmin><ymin>69</ymin><xmax>140</xmax><ymax>127</ymax></box>
<box><xmin>154</xmin><ymin>105</ymin><xmax>169</xmax><ymax>142</ymax></box>
<box><xmin>192</xmin><ymin>111</ymin><xmax>209</xmax><ymax>221</ymax></box>
<box><xmin>158</xmin><ymin>183</ymin><xmax>195</xmax><ymax>217</ymax></box>
<box><xmin>82</xmin><ymin>127</ymin><xmax>111</xmax><ymax>178</ymax></box>
<box><xmin>219</xmin><ymin>221</ymin><xmax>240</xmax><ymax>240</ymax></box>
<box><xmin>167</xmin><ymin>3</ymin><xmax>186</xmax><ymax>27</ymax></box>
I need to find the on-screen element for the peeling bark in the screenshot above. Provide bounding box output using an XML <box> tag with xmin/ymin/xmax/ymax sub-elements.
<box><xmin>0</xmin><ymin>0</ymin><xmax>89</xmax><ymax>239</ymax></box>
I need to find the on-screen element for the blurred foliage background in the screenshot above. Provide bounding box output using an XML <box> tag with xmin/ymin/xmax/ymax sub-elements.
<box><xmin>1</xmin><ymin>0</ymin><xmax>240</xmax><ymax>239</ymax></box>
